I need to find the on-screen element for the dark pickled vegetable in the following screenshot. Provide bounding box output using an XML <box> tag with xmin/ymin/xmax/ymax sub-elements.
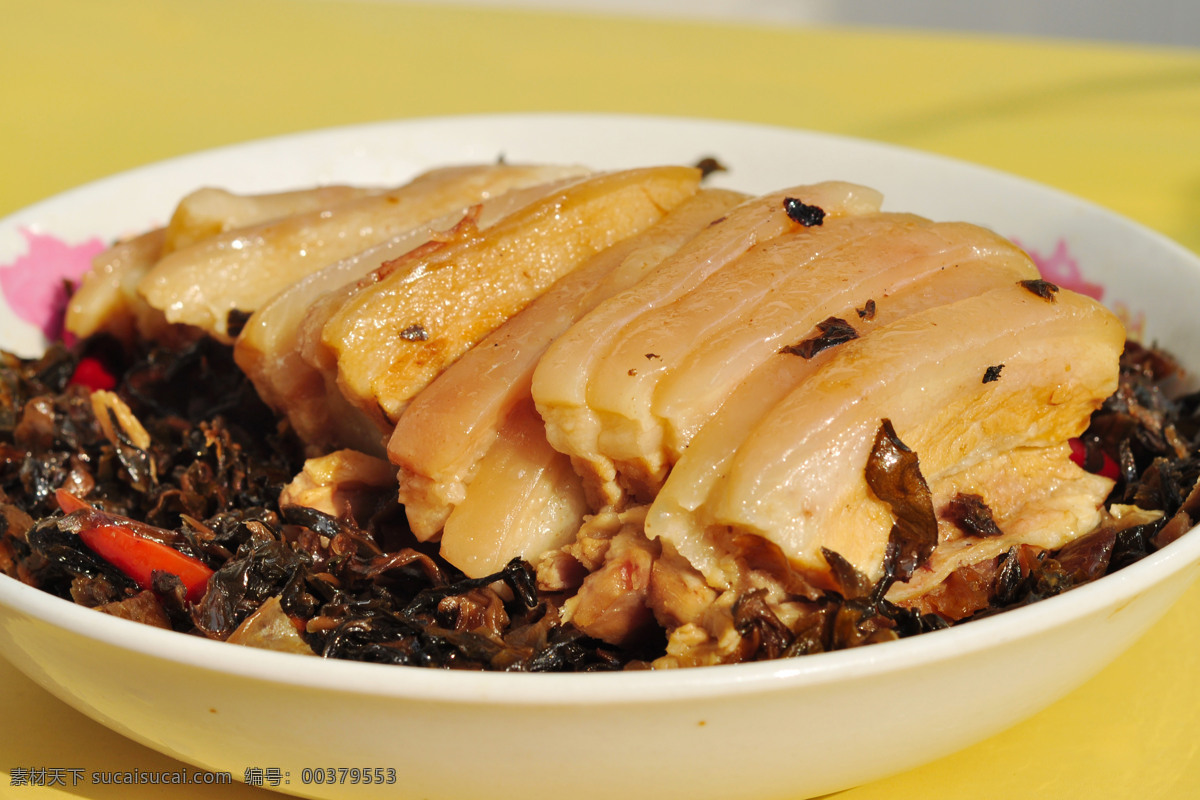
<box><xmin>941</xmin><ymin>493</ymin><xmax>1003</xmax><ymax>538</ymax></box>
<box><xmin>780</xmin><ymin>317</ymin><xmax>859</xmax><ymax>359</ymax></box>
<box><xmin>1018</xmin><ymin>278</ymin><xmax>1060</xmax><ymax>301</ymax></box>
<box><xmin>864</xmin><ymin>419</ymin><xmax>938</xmax><ymax>584</ymax></box>
<box><xmin>783</xmin><ymin>197</ymin><xmax>826</xmax><ymax>227</ymax></box>
<box><xmin>0</xmin><ymin>340</ymin><xmax>631</xmax><ymax>669</ymax></box>
<box><xmin>693</xmin><ymin>156</ymin><xmax>727</xmax><ymax>179</ymax></box>
<box><xmin>399</xmin><ymin>324</ymin><xmax>430</xmax><ymax>342</ymax></box>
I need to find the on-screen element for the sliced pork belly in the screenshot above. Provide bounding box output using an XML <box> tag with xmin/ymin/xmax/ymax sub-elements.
<box><xmin>237</xmin><ymin>222</ymin><xmax>448</xmax><ymax>456</ymax></box>
<box><xmin>319</xmin><ymin>166</ymin><xmax>703</xmax><ymax>428</ymax></box>
<box><xmin>652</xmin><ymin>221</ymin><xmax>1037</xmax><ymax>462</ymax></box>
<box><xmin>234</xmin><ymin>174</ymin><xmax>589</xmax><ymax>455</ymax></box>
<box><xmin>533</xmin><ymin>181</ymin><xmax>884</xmax><ymax>508</ymax></box>
<box><xmin>65</xmin><ymin>228</ymin><xmax>168</xmax><ymax>344</ymax></box>
<box><xmin>390</xmin><ymin>189</ymin><xmax>747</xmax><ymax>540</ymax></box>
<box><xmin>657</xmin><ymin>282</ymin><xmax>1123</xmax><ymax>594</ymax></box>
<box><xmin>644</xmin><ymin>244</ymin><xmax>1042</xmax><ymax>579</ymax></box>
<box><xmin>581</xmin><ymin>213</ymin><xmax>925</xmax><ymax>501</ymax></box>
<box><xmin>68</xmin><ymin>184</ymin><xmax>388</xmax><ymax>343</ymax></box>
<box><xmin>885</xmin><ymin>443</ymin><xmax>1115</xmax><ymax>603</ymax></box>
<box><xmin>163</xmin><ymin>184</ymin><xmax>383</xmax><ymax>254</ymax></box>
<box><xmin>138</xmin><ymin>163</ymin><xmax>589</xmax><ymax>341</ymax></box>
<box><xmin>437</xmin><ymin>398</ymin><xmax>589</xmax><ymax>579</ymax></box>
<box><xmin>558</xmin><ymin>213</ymin><xmax>1036</xmax><ymax>505</ymax></box>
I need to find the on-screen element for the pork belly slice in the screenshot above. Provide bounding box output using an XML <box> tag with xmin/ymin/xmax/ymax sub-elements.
<box><xmin>533</xmin><ymin>181</ymin><xmax>883</xmax><ymax>509</ymax></box>
<box><xmin>644</xmin><ymin>246</ymin><xmax>1043</xmax><ymax>578</ymax></box>
<box><xmin>438</xmin><ymin>398</ymin><xmax>589</xmax><ymax>579</ymax></box>
<box><xmin>655</xmin><ymin>282</ymin><xmax>1124</xmax><ymax>593</ymax></box>
<box><xmin>584</xmin><ymin>213</ymin><xmax>1026</xmax><ymax>502</ymax></box>
<box><xmin>390</xmin><ymin>189</ymin><xmax>747</xmax><ymax>540</ymax></box>
<box><xmin>237</xmin><ymin>223</ymin><xmax>443</xmax><ymax>457</ymax></box>
<box><xmin>321</xmin><ymin>166</ymin><xmax>703</xmax><ymax>428</ymax></box>
<box><xmin>163</xmin><ymin>184</ymin><xmax>384</xmax><ymax>254</ymax></box>
<box><xmin>652</xmin><ymin>222</ymin><xmax>1037</xmax><ymax>463</ymax></box>
<box><xmin>68</xmin><ymin>184</ymin><xmax>389</xmax><ymax>344</ymax></box>
<box><xmin>66</xmin><ymin>228</ymin><xmax>170</xmax><ymax>344</ymax></box>
<box><xmin>885</xmin><ymin>444</ymin><xmax>1115</xmax><ymax>604</ymax></box>
<box><xmin>235</xmin><ymin>174</ymin><xmax>589</xmax><ymax>455</ymax></box>
<box><xmin>138</xmin><ymin>163</ymin><xmax>589</xmax><ymax>341</ymax></box>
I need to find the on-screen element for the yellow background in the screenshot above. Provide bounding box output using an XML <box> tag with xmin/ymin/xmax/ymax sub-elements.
<box><xmin>2</xmin><ymin>1</ymin><xmax>1199</xmax><ymax>798</ymax></box>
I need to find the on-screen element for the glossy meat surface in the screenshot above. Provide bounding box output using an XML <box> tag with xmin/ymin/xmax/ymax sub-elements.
<box><xmin>390</xmin><ymin>189</ymin><xmax>746</xmax><ymax>539</ymax></box>
<box><xmin>139</xmin><ymin>164</ymin><xmax>590</xmax><ymax>340</ymax></box>
<box><xmin>321</xmin><ymin>166</ymin><xmax>702</xmax><ymax>428</ymax></box>
<box><xmin>533</xmin><ymin>181</ymin><xmax>884</xmax><ymax>508</ymax></box>
<box><xmin>667</xmin><ymin>283</ymin><xmax>1123</xmax><ymax>589</ymax></box>
<box><xmin>235</xmin><ymin>171</ymin><xmax>589</xmax><ymax>454</ymax></box>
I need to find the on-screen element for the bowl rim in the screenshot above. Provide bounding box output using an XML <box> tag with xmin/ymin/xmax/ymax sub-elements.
<box><xmin>2</xmin><ymin>110</ymin><xmax>1195</xmax><ymax>256</ymax></box>
<box><xmin>3</xmin><ymin>112</ymin><xmax>1200</xmax><ymax>707</ymax></box>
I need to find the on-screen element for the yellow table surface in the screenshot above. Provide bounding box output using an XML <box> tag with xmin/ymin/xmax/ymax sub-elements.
<box><xmin>2</xmin><ymin>1</ymin><xmax>1199</xmax><ymax>798</ymax></box>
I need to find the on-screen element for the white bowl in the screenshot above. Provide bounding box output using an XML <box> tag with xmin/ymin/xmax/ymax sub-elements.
<box><xmin>2</xmin><ymin>114</ymin><xmax>1199</xmax><ymax>800</ymax></box>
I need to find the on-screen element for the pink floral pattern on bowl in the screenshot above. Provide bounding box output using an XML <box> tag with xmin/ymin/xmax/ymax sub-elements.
<box><xmin>1019</xmin><ymin>236</ymin><xmax>1144</xmax><ymax>339</ymax></box>
<box><xmin>0</xmin><ymin>228</ymin><xmax>105</xmax><ymax>343</ymax></box>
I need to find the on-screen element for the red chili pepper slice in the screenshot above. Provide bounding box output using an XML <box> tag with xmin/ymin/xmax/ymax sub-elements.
<box><xmin>55</xmin><ymin>490</ymin><xmax>92</xmax><ymax>514</ymax></box>
<box><xmin>68</xmin><ymin>355</ymin><xmax>119</xmax><ymax>391</ymax></box>
<box><xmin>1068</xmin><ymin>437</ymin><xmax>1120</xmax><ymax>481</ymax></box>
<box><xmin>56</xmin><ymin>490</ymin><xmax>213</xmax><ymax>602</ymax></box>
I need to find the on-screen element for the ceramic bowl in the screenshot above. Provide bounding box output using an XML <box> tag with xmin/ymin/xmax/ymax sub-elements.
<box><xmin>2</xmin><ymin>114</ymin><xmax>1199</xmax><ymax>800</ymax></box>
